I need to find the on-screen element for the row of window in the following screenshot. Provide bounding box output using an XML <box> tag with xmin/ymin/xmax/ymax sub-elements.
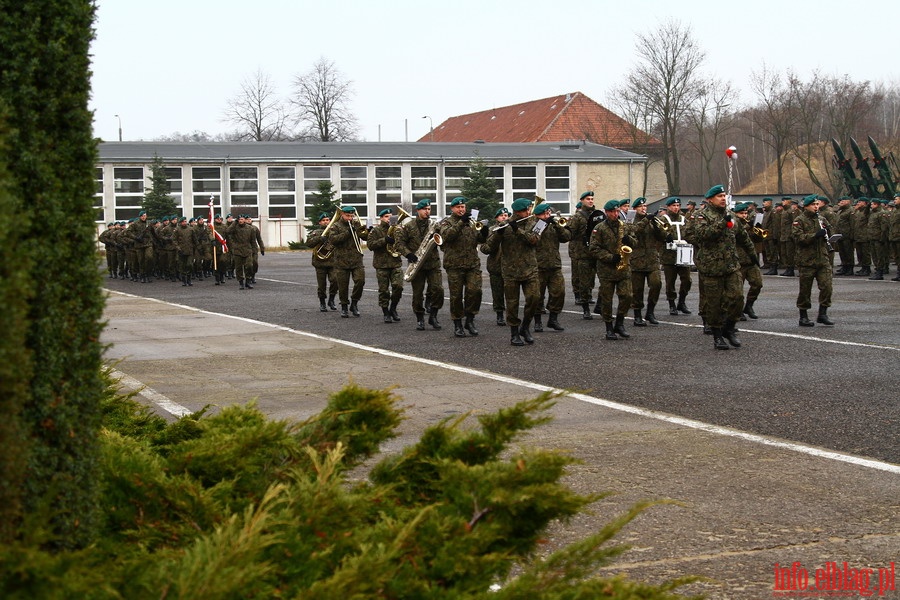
<box><xmin>96</xmin><ymin>164</ymin><xmax>571</xmax><ymax>222</ymax></box>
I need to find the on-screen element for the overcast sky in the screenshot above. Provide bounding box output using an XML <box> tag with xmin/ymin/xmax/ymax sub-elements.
<box><xmin>90</xmin><ymin>0</ymin><xmax>900</xmax><ymax>144</ymax></box>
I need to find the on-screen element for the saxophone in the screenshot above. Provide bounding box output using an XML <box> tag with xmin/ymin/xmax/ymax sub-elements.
<box><xmin>616</xmin><ymin>220</ymin><xmax>632</xmax><ymax>272</ymax></box>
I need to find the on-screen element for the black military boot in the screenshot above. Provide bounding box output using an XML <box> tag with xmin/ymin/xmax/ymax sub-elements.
<box><xmin>510</xmin><ymin>326</ymin><xmax>525</xmax><ymax>346</ymax></box>
<box><xmin>382</xmin><ymin>307</ymin><xmax>393</xmax><ymax>323</ymax></box>
<box><xmin>546</xmin><ymin>313</ymin><xmax>564</xmax><ymax>331</ymax></box>
<box><xmin>816</xmin><ymin>305</ymin><xmax>834</xmax><ymax>326</ymax></box>
<box><xmin>464</xmin><ymin>314</ymin><xmax>479</xmax><ymax>336</ymax></box>
<box><xmin>328</xmin><ymin>294</ymin><xmax>337</xmax><ymax>311</ymax></box>
<box><xmin>798</xmin><ymin>310</ymin><xmax>814</xmax><ymax>327</ymax></box>
<box><xmin>764</xmin><ymin>264</ymin><xmax>779</xmax><ymax>276</ymax></box>
<box><xmin>702</xmin><ymin>317</ymin><xmax>712</xmax><ymax>335</ymax></box>
<box><xmin>645</xmin><ymin>303</ymin><xmax>659</xmax><ymax>325</ymax></box>
<box><xmin>181</xmin><ymin>275</ymin><xmax>188</xmax><ymax>287</ymax></box>
<box><xmin>239</xmin><ymin>279</ymin><xmax>245</xmax><ymax>290</ymax></box>
<box><xmin>320</xmin><ymin>298</ymin><xmax>328</xmax><ymax>312</ymax></box>
<box><xmin>633</xmin><ymin>309</ymin><xmax>646</xmax><ymax>327</ymax></box>
<box><xmin>613</xmin><ymin>315</ymin><xmax>630</xmax><ymax>338</ymax></box>
<box><xmin>389</xmin><ymin>300</ymin><xmax>401</xmax><ymax>322</ymax></box>
<box><xmin>592</xmin><ymin>301</ymin><xmax>602</xmax><ymax>315</ymax></box>
<box><xmin>533</xmin><ymin>314</ymin><xmax>544</xmax><ymax>332</ymax></box>
<box><xmin>350</xmin><ymin>300</ymin><xmax>360</xmax><ymax>317</ymax></box>
<box><xmin>453</xmin><ymin>319</ymin><xmax>467</xmax><ymax>337</ymax></box>
<box><xmin>677</xmin><ymin>294</ymin><xmax>691</xmax><ymax>314</ymax></box>
<box><xmin>185</xmin><ymin>274</ymin><xmax>192</xmax><ymax>287</ymax></box>
<box><xmin>519</xmin><ymin>318</ymin><xmax>534</xmax><ymax>344</ymax></box>
<box><xmin>340</xmin><ymin>304</ymin><xmax>350</xmax><ymax>318</ymax></box>
<box><xmin>668</xmin><ymin>299</ymin><xmax>678</xmax><ymax>315</ymax></box>
<box><xmin>723</xmin><ymin>320</ymin><xmax>741</xmax><ymax>348</ymax></box>
<box><xmin>855</xmin><ymin>266</ymin><xmax>871</xmax><ymax>276</ymax></box>
<box><xmin>496</xmin><ymin>310</ymin><xmax>506</xmax><ymax>326</ymax></box>
<box><xmin>868</xmin><ymin>269</ymin><xmax>884</xmax><ymax>281</ymax></box>
<box><xmin>781</xmin><ymin>267</ymin><xmax>795</xmax><ymax>277</ymax></box>
<box><xmin>605</xmin><ymin>321</ymin><xmax>618</xmax><ymax>340</ymax></box>
<box><xmin>245</xmin><ymin>279</ymin><xmax>253</xmax><ymax>289</ymax></box>
<box><xmin>742</xmin><ymin>300</ymin><xmax>758</xmax><ymax>319</ymax></box>
<box><xmin>712</xmin><ymin>328</ymin><xmax>730</xmax><ymax>350</ymax></box>
<box><xmin>428</xmin><ymin>307</ymin><xmax>442</xmax><ymax>330</ymax></box>
<box><xmin>582</xmin><ymin>303</ymin><xmax>593</xmax><ymax>320</ymax></box>
<box><xmin>416</xmin><ymin>313</ymin><xmax>426</xmax><ymax>330</ymax></box>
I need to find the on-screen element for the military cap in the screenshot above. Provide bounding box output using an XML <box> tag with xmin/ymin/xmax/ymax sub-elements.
<box><xmin>705</xmin><ymin>184</ymin><xmax>725</xmax><ymax>198</ymax></box>
<box><xmin>817</xmin><ymin>195</ymin><xmax>830</xmax><ymax>204</ymax></box>
<box><xmin>415</xmin><ymin>199</ymin><xmax>431</xmax><ymax>210</ymax></box>
<box><xmin>619</xmin><ymin>199</ymin><xmax>631</xmax><ymax>207</ymax></box>
<box><xmin>789</xmin><ymin>198</ymin><xmax>799</xmax><ymax>205</ymax></box>
<box><xmin>318</xmin><ymin>212</ymin><xmax>330</xmax><ymax>221</ymax></box>
<box><xmin>856</xmin><ymin>196</ymin><xmax>869</xmax><ymax>203</ymax></box>
<box><xmin>632</xmin><ymin>197</ymin><xmax>647</xmax><ymax>208</ymax></box>
<box><xmin>189</xmin><ymin>218</ymin><xmax>196</xmax><ymax>223</ymax></box>
<box><xmin>449</xmin><ymin>196</ymin><xmax>467</xmax><ymax>206</ymax></box>
<box><xmin>534</xmin><ymin>202</ymin><xmax>551</xmax><ymax>215</ymax></box>
<box><xmin>782</xmin><ymin>196</ymin><xmax>792</xmax><ymax>201</ymax></box>
<box><xmin>138</xmin><ymin>210</ymin><xmax>147</xmax><ymax>217</ymax></box>
<box><xmin>215</xmin><ymin>213</ymin><xmax>222</xmax><ymax>219</ymax></box>
<box><xmin>603</xmin><ymin>199</ymin><xmax>621</xmax><ymax>211</ymax></box>
<box><xmin>377</xmin><ymin>208</ymin><xmax>392</xmax><ymax>217</ymax></box>
<box><xmin>686</xmin><ymin>200</ymin><xmax>697</xmax><ymax>206</ymax></box>
<box><xmin>664</xmin><ymin>196</ymin><xmax>681</xmax><ymax>206</ymax></box>
<box><xmin>107</xmin><ymin>222</ymin><xmax>114</xmax><ymax>227</ymax></box>
<box><xmin>495</xmin><ymin>207</ymin><xmax>510</xmax><ymax>217</ymax></box>
<box><xmin>733</xmin><ymin>202</ymin><xmax>750</xmax><ymax>212</ymax></box>
<box><xmin>580</xmin><ymin>191</ymin><xmax>594</xmax><ymax>200</ymax></box>
<box><xmin>179</xmin><ymin>216</ymin><xmax>187</xmax><ymax>222</ymax></box>
<box><xmin>511</xmin><ymin>198</ymin><xmax>532</xmax><ymax>212</ymax></box>
<box><xmin>894</xmin><ymin>192</ymin><xmax>900</xmax><ymax>198</ymax></box>
<box><xmin>575</xmin><ymin>201</ymin><xmax>583</xmax><ymax>209</ymax></box>
<box><xmin>226</xmin><ymin>213</ymin><xmax>233</xmax><ymax>218</ymax></box>
<box><xmin>340</xmin><ymin>206</ymin><xmax>356</xmax><ymax>213</ymax></box>
<box><xmin>801</xmin><ymin>194</ymin><xmax>818</xmax><ymax>207</ymax></box>
<box><xmin>763</xmin><ymin>197</ymin><xmax>773</xmax><ymax>202</ymax></box>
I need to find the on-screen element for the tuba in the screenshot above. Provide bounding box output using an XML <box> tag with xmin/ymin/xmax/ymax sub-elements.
<box><xmin>313</xmin><ymin>208</ymin><xmax>342</xmax><ymax>260</ymax></box>
<box><xmin>403</xmin><ymin>219</ymin><xmax>443</xmax><ymax>282</ymax></box>
<box><xmin>387</xmin><ymin>205</ymin><xmax>412</xmax><ymax>257</ymax></box>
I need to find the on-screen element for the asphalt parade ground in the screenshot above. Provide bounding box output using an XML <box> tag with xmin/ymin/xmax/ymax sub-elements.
<box><xmin>102</xmin><ymin>251</ymin><xmax>899</xmax><ymax>599</ymax></box>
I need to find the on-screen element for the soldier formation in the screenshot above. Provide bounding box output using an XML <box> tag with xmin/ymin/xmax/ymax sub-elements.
<box><xmin>104</xmin><ymin>190</ymin><xmax>898</xmax><ymax>350</ymax></box>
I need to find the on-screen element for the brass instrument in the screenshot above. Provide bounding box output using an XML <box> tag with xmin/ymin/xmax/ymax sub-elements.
<box><xmin>753</xmin><ymin>226</ymin><xmax>769</xmax><ymax>239</ymax></box>
<box><xmin>386</xmin><ymin>205</ymin><xmax>412</xmax><ymax>257</ymax></box>
<box><xmin>552</xmin><ymin>212</ymin><xmax>568</xmax><ymax>226</ymax></box>
<box><xmin>616</xmin><ymin>221</ymin><xmax>632</xmax><ymax>272</ymax></box>
<box><xmin>403</xmin><ymin>219</ymin><xmax>443</xmax><ymax>281</ymax></box>
<box><xmin>652</xmin><ymin>216</ymin><xmax>671</xmax><ymax>233</ymax></box>
<box><xmin>313</xmin><ymin>208</ymin><xmax>342</xmax><ymax>260</ymax></box>
<box><xmin>349</xmin><ymin>214</ymin><xmax>367</xmax><ymax>255</ymax></box>
<box><xmin>490</xmin><ymin>197</ymin><xmax>542</xmax><ymax>231</ymax></box>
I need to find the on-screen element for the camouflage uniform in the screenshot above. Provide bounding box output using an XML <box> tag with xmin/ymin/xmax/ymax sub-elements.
<box><xmin>250</xmin><ymin>221</ymin><xmax>265</xmax><ymax>281</ymax></box>
<box><xmin>779</xmin><ymin>202</ymin><xmax>798</xmax><ymax>275</ymax></box>
<box><xmin>792</xmin><ymin>206</ymin><xmax>833</xmax><ymax>324</ymax></box>
<box><xmin>890</xmin><ymin>198</ymin><xmax>900</xmax><ymax>280</ymax></box>
<box><xmin>852</xmin><ymin>202</ymin><xmax>871</xmax><ymax>274</ymax></box>
<box><xmin>735</xmin><ymin>214</ymin><xmax>764</xmax><ymax>318</ymax></box>
<box><xmin>395</xmin><ymin>216</ymin><xmax>444</xmax><ymax>326</ymax></box>
<box><xmin>867</xmin><ymin>202</ymin><xmax>889</xmax><ymax>278</ymax></box>
<box><xmin>535</xmin><ymin>215</ymin><xmax>571</xmax><ymax>329</ymax></box>
<box><xmin>367</xmin><ymin>220</ymin><xmax>403</xmax><ymax>318</ymax></box>
<box><xmin>172</xmin><ymin>220</ymin><xmax>197</xmax><ymax>285</ymax></box>
<box><xmin>437</xmin><ymin>213</ymin><xmax>484</xmax><ymax>326</ymax></box>
<box><xmin>629</xmin><ymin>214</ymin><xmax>666</xmax><ymax>323</ymax></box>
<box><xmin>228</xmin><ymin>220</ymin><xmax>256</xmax><ymax>288</ymax></box>
<box><xmin>588</xmin><ymin>218</ymin><xmax>633</xmax><ymax>333</ymax></box>
<box><xmin>489</xmin><ymin>216</ymin><xmax>539</xmax><ymax>331</ymax></box>
<box><xmin>480</xmin><ymin>225</ymin><xmax>505</xmax><ymax>324</ymax></box>
<box><xmin>760</xmin><ymin>203</ymin><xmax>779</xmax><ymax>268</ymax></box>
<box><xmin>327</xmin><ymin>216</ymin><xmax>366</xmax><ymax>314</ymax></box>
<box><xmin>834</xmin><ymin>201</ymin><xmax>855</xmax><ymax>274</ymax></box>
<box><xmin>98</xmin><ymin>224</ymin><xmax>117</xmax><ymax>277</ymax></box>
<box><xmin>306</xmin><ymin>226</ymin><xmax>337</xmax><ymax>310</ymax></box>
<box><xmin>567</xmin><ymin>205</ymin><xmax>603</xmax><ymax>311</ymax></box>
<box><xmin>124</xmin><ymin>215</ymin><xmax>154</xmax><ymax>281</ymax></box>
<box><xmin>659</xmin><ymin>210</ymin><xmax>693</xmax><ymax>314</ymax></box>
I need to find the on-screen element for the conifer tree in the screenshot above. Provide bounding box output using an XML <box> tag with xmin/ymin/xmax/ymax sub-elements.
<box><xmin>142</xmin><ymin>154</ymin><xmax>178</xmax><ymax>219</ymax></box>
<box><xmin>306</xmin><ymin>180</ymin><xmax>340</xmax><ymax>222</ymax></box>
<box><xmin>461</xmin><ymin>154</ymin><xmax>502</xmax><ymax>217</ymax></box>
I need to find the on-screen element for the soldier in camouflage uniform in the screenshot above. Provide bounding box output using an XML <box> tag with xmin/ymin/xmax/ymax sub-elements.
<box><xmin>480</xmin><ymin>208</ymin><xmax>509</xmax><ymax>326</ymax></box>
<box><xmin>792</xmin><ymin>195</ymin><xmax>835</xmax><ymax>326</ymax></box>
<box><xmin>111</xmin><ymin>222</ymin><xmax>128</xmax><ymax>278</ymax></box>
<box><xmin>851</xmin><ymin>198</ymin><xmax>871</xmax><ymax>276</ymax></box>
<box><xmin>154</xmin><ymin>216</ymin><xmax>176</xmax><ymax>281</ymax></box>
<box><xmin>779</xmin><ymin>197</ymin><xmax>798</xmax><ymax>276</ymax></box>
<box><xmin>867</xmin><ymin>198</ymin><xmax>889</xmax><ymax>280</ymax></box>
<box><xmin>486</xmin><ymin>197</ymin><xmax>540</xmax><ymax>346</ymax></box>
<box><xmin>686</xmin><ymin>185</ymin><xmax>747</xmax><ymax>350</ymax></box>
<box><xmin>732</xmin><ymin>203</ymin><xmax>764</xmax><ymax>320</ymax></box>
<box><xmin>833</xmin><ymin>197</ymin><xmax>855</xmax><ymax>275</ymax></box>
<box><xmin>659</xmin><ymin>197</ymin><xmax>693</xmax><ymax>316</ymax></box>
<box><xmin>172</xmin><ymin>216</ymin><xmax>196</xmax><ymax>287</ymax></box>
<box><xmin>589</xmin><ymin>200</ymin><xmax>635</xmax><ymax>341</ymax></box>
<box><xmin>98</xmin><ymin>222</ymin><xmax>117</xmax><ymax>278</ymax></box>
<box><xmin>395</xmin><ymin>199</ymin><xmax>444</xmax><ymax>331</ymax></box>
<box><xmin>124</xmin><ymin>210</ymin><xmax>154</xmax><ymax>282</ymax></box>
<box><xmin>228</xmin><ymin>215</ymin><xmax>256</xmax><ymax>290</ymax></box>
<box><xmin>759</xmin><ymin>197</ymin><xmax>777</xmax><ymax>270</ymax></box>
<box><xmin>248</xmin><ymin>216</ymin><xmax>265</xmax><ymax>284</ymax></box>
<box><xmin>437</xmin><ymin>196</ymin><xmax>486</xmax><ymax>337</ymax></box>
<box><xmin>568</xmin><ymin>191</ymin><xmax>603</xmax><ymax>319</ymax></box>
<box><xmin>327</xmin><ymin>206</ymin><xmax>367</xmax><ymax>317</ymax></box>
<box><xmin>306</xmin><ymin>212</ymin><xmax>338</xmax><ymax>311</ymax></box>
<box><xmin>890</xmin><ymin>193</ymin><xmax>900</xmax><ymax>281</ymax></box>
<box><xmin>629</xmin><ymin>198</ymin><xmax>666</xmax><ymax>327</ymax></box>
<box><xmin>367</xmin><ymin>208</ymin><xmax>404</xmax><ymax>323</ymax></box>
<box><xmin>533</xmin><ymin>202</ymin><xmax>571</xmax><ymax>332</ymax></box>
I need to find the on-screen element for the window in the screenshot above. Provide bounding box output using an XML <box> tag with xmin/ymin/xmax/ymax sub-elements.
<box><xmin>303</xmin><ymin>165</ymin><xmax>333</xmax><ymax>221</ymax></box>
<box><xmin>512</xmin><ymin>166</ymin><xmax>536</xmax><ymax>202</ymax></box>
<box><xmin>544</xmin><ymin>165</ymin><xmax>570</xmax><ymax>213</ymax></box>
<box><xmin>340</xmin><ymin>165</ymin><xmax>368</xmax><ymax>218</ymax></box>
<box><xmin>268</xmin><ymin>166</ymin><xmax>296</xmax><ymax>219</ymax></box>
<box><xmin>164</xmin><ymin>167</ymin><xmax>183</xmax><ymax>216</ymax></box>
<box><xmin>114</xmin><ymin>166</ymin><xmax>144</xmax><ymax>221</ymax></box>
<box><xmin>375</xmin><ymin>166</ymin><xmax>402</xmax><ymax>216</ymax></box>
<box><xmin>229</xmin><ymin>166</ymin><xmax>258</xmax><ymax>218</ymax></box>
<box><xmin>94</xmin><ymin>168</ymin><xmax>104</xmax><ymax>222</ymax></box>
<box><xmin>442</xmin><ymin>164</ymin><xmax>504</xmax><ymax>208</ymax></box>
<box><xmin>192</xmin><ymin>166</ymin><xmax>221</xmax><ymax>217</ymax></box>
<box><xmin>411</xmin><ymin>166</ymin><xmax>437</xmax><ymax>206</ymax></box>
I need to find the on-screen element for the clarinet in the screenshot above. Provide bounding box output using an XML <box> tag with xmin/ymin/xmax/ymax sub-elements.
<box><xmin>818</xmin><ymin>215</ymin><xmax>834</xmax><ymax>253</ymax></box>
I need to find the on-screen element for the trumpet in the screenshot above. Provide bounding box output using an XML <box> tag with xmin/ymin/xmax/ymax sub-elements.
<box><xmin>753</xmin><ymin>226</ymin><xmax>769</xmax><ymax>239</ymax></box>
<box><xmin>314</xmin><ymin>208</ymin><xmax>342</xmax><ymax>260</ymax></box>
<box><xmin>652</xmin><ymin>216</ymin><xmax>671</xmax><ymax>233</ymax></box>
<box><xmin>552</xmin><ymin>212</ymin><xmax>568</xmax><ymax>226</ymax></box>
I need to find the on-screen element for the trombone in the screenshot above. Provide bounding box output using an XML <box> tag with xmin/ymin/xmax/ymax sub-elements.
<box><xmin>490</xmin><ymin>197</ymin><xmax>541</xmax><ymax>231</ymax></box>
<box><xmin>313</xmin><ymin>208</ymin><xmax>342</xmax><ymax>260</ymax></box>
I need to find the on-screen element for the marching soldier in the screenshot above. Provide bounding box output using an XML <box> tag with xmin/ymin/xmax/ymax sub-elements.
<box><xmin>247</xmin><ymin>216</ymin><xmax>265</xmax><ymax>284</ymax></box>
<box><xmin>395</xmin><ymin>199</ymin><xmax>444</xmax><ymax>331</ymax></box>
<box><xmin>367</xmin><ymin>208</ymin><xmax>404</xmax><ymax>323</ymax></box>
<box><xmin>228</xmin><ymin>215</ymin><xmax>256</xmax><ymax>290</ymax></box>
<box><xmin>486</xmin><ymin>197</ymin><xmax>540</xmax><ymax>346</ymax></box>
<box><xmin>659</xmin><ymin>197</ymin><xmax>693</xmax><ymax>316</ymax></box>
<box><xmin>792</xmin><ymin>195</ymin><xmax>835</xmax><ymax>326</ymax></box>
<box><xmin>306</xmin><ymin>212</ymin><xmax>338</xmax><ymax>311</ymax></box>
<box><xmin>733</xmin><ymin>202</ymin><xmax>764</xmax><ymax>319</ymax></box>
<box><xmin>98</xmin><ymin>222</ymin><xmax>117</xmax><ymax>278</ymax></box>
<box><xmin>629</xmin><ymin>197</ymin><xmax>666</xmax><ymax>326</ymax></box>
<box><xmin>779</xmin><ymin>197</ymin><xmax>798</xmax><ymax>276</ymax></box>
<box><xmin>326</xmin><ymin>206</ymin><xmax>366</xmax><ymax>317</ymax></box>
<box><xmin>760</xmin><ymin>197</ymin><xmax>779</xmax><ymax>271</ymax></box>
<box><xmin>589</xmin><ymin>199</ymin><xmax>635</xmax><ymax>341</ymax></box>
<box><xmin>686</xmin><ymin>185</ymin><xmax>746</xmax><ymax>350</ymax></box>
<box><xmin>173</xmin><ymin>216</ymin><xmax>196</xmax><ymax>287</ymax></box>
<box><xmin>533</xmin><ymin>202</ymin><xmax>570</xmax><ymax>332</ymax></box>
<box><xmin>480</xmin><ymin>208</ymin><xmax>509</xmax><ymax>325</ymax></box>
<box><xmin>568</xmin><ymin>191</ymin><xmax>603</xmax><ymax>319</ymax></box>
<box><xmin>437</xmin><ymin>196</ymin><xmax>486</xmax><ymax>337</ymax></box>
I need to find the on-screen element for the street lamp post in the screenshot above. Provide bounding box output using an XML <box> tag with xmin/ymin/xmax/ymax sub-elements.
<box><xmin>422</xmin><ymin>115</ymin><xmax>434</xmax><ymax>142</ymax></box>
<box><xmin>114</xmin><ymin>114</ymin><xmax>122</xmax><ymax>141</ymax></box>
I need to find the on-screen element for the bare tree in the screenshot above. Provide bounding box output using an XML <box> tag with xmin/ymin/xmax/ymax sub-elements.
<box><xmin>290</xmin><ymin>57</ymin><xmax>359</xmax><ymax>142</ymax></box>
<box><xmin>746</xmin><ymin>65</ymin><xmax>799</xmax><ymax>194</ymax></box>
<box><xmin>686</xmin><ymin>77</ymin><xmax>738</xmax><ymax>191</ymax></box>
<box><xmin>613</xmin><ymin>19</ymin><xmax>705</xmax><ymax>195</ymax></box>
<box><xmin>222</xmin><ymin>68</ymin><xmax>289</xmax><ymax>141</ymax></box>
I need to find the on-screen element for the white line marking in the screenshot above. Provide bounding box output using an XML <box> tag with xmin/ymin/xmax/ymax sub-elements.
<box><xmin>111</xmin><ymin>369</ymin><xmax>194</xmax><ymax>417</ymax></box>
<box><xmin>105</xmin><ymin>290</ymin><xmax>900</xmax><ymax>474</ymax></box>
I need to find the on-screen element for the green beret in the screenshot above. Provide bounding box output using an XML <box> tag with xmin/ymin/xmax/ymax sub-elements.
<box><xmin>534</xmin><ymin>202</ymin><xmax>551</xmax><ymax>215</ymax></box>
<box><xmin>857</xmin><ymin>197</ymin><xmax>869</xmax><ymax>202</ymax></box>
<box><xmin>686</xmin><ymin>200</ymin><xmax>697</xmax><ymax>206</ymax></box>
<box><xmin>632</xmin><ymin>197</ymin><xmax>646</xmax><ymax>208</ymax></box>
<box><xmin>733</xmin><ymin>202</ymin><xmax>750</xmax><ymax>212</ymax></box>
<box><xmin>705</xmin><ymin>184</ymin><xmax>725</xmax><ymax>198</ymax></box>
<box><xmin>619</xmin><ymin>199</ymin><xmax>630</xmax><ymax>207</ymax></box>
<box><xmin>817</xmin><ymin>195</ymin><xmax>830</xmax><ymax>204</ymax></box>
<box><xmin>226</xmin><ymin>213</ymin><xmax>233</xmax><ymax>218</ymax></box>
<box><xmin>580</xmin><ymin>191</ymin><xmax>594</xmax><ymax>200</ymax></box>
<box><xmin>494</xmin><ymin>207</ymin><xmax>510</xmax><ymax>217</ymax></box>
<box><xmin>782</xmin><ymin>196</ymin><xmax>792</xmax><ymax>201</ymax></box>
<box><xmin>317</xmin><ymin>212</ymin><xmax>329</xmax><ymax>221</ymax></box>
<box><xmin>341</xmin><ymin>206</ymin><xmax>356</xmax><ymax>213</ymax></box>
<box><xmin>107</xmin><ymin>222</ymin><xmax>114</xmax><ymax>227</ymax></box>
<box><xmin>603</xmin><ymin>200</ymin><xmax>620</xmax><ymax>211</ymax></box>
<box><xmin>215</xmin><ymin>213</ymin><xmax>221</xmax><ymax>219</ymax></box>
<box><xmin>763</xmin><ymin>197</ymin><xmax>773</xmax><ymax>202</ymax></box>
<box><xmin>664</xmin><ymin>197</ymin><xmax>680</xmax><ymax>206</ymax></box>
<box><xmin>377</xmin><ymin>208</ymin><xmax>392</xmax><ymax>217</ymax></box>
<box><xmin>511</xmin><ymin>198</ymin><xmax>532</xmax><ymax>212</ymax></box>
<box><xmin>789</xmin><ymin>199</ymin><xmax>799</xmax><ymax>205</ymax></box>
<box><xmin>894</xmin><ymin>192</ymin><xmax>900</xmax><ymax>198</ymax></box>
<box><xmin>179</xmin><ymin>216</ymin><xmax>187</xmax><ymax>222</ymax></box>
<box><xmin>801</xmin><ymin>194</ymin><xmax>818</xmax><ymax>207</ymax></box>
<box><xmin>138</xmin><ymin>210</ymin><xmax>147</xmax><ymax>217</ymax></box>
<box><xmin>575</xmin><ymin>201</ymin><xmax>582</xmax><ymax>209</ymax></box>
<box><xmin>415</xmin><ymin>199</ymin><xmax>431</xmax><ymax>210</ymax></box>
<box><xmin>449</xmin><ymin>196</ymin><xmax>467</xmax><ymax>206</ymax></box>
